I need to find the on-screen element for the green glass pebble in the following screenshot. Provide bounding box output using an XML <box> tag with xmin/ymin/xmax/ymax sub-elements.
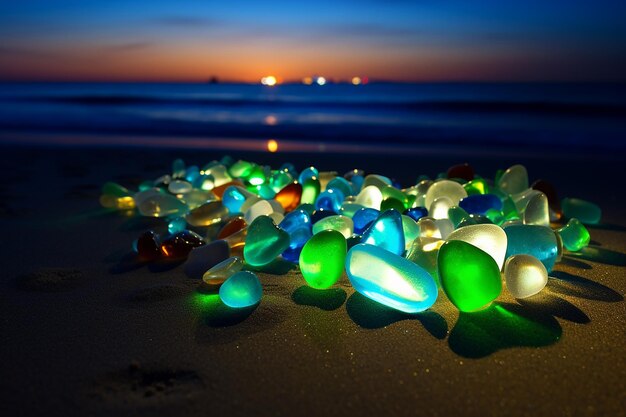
<box><xmin>381</xmin><ymin>197</ymin><xmax>405</xmax><ymax>213</ymax></box>
<box><xmin>312</xmin><ymin>215</ymin><xmax>354</xmax><ymax>239</ymax></box>
<box><xmin>448</xmin><ymin>206</ymin><xmax>471</xmax><ymax>228</ymax></box>
<box><xmin>300</xmin><ymin>177</ymin><xmax>321</xmax><ymax>205</ymax></box>
<box><xmin>339</xmin><ymin>202</ymin><xmax>365</xmax><ymax>218</ymax></box>
<box><xmin>299</xmin><ymin>230</ymin><xmax>347</xmax><ymax>289</ymax></box>
<box><xmin>556</xmin><ymin>218</ymin><xmax>590</xmax><ymax>252</ymax></box>
<box><xmin>382</xmin><ymin>185</ymin><xmax>408</xmax><ymax>207</ymax></box>
<box><xmin>229</xmin><ymin>160</ymin><xmax>254</xmax><ymax>178</ymax></box>
<box><xmin>438</xmin><ymin>240</ymin><xmax>502</xmax><ymax>312</ymax></box>
<box><xmin>243</xmin><ymin>215</ymin><xmax>290</xmax><ymax>266</ymax></box>
<box><xmin>102</xmin><ymin>181</ymin><xmax>131</xmax><ymax>198</ymax></box>
<box><xmin>363</xmin><ymin>174</ymin><xmax>392</xmax><ymax>190</ymax></box>
<box><xmin>401</xmin><ymin>215</ymin><xmax>420</xmax><ymax>252</ymax></box>
<box><xmin>561</xmin><ymin>198</ymin><xmax>601</xmax><ymax>224</ymax></box>
<box><xmin>219</xmin><ymin>271</ymin><xmax>262</xmax><ymax>308</ymax></box>
<box><xmin>463</xmin><ymin>178</ymin><xmax>490</xmax><ymax>196</ymax></box>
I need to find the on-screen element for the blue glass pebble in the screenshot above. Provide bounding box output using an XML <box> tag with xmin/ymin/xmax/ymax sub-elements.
<box><xmin>352</xmin><ymin>208</ymin><xmax>380</xmax><ymax>235</ymax></box>
<box><xmin>505</xmin><ymin>224</ymin><xmax>558</xmax><ymax>272</ymax></box>
<box><xmin>311</xmin><ymin>208</ymin><xmax>336</xmax><ymax>224</ymax></box>
<box><xmin>167</xmin><ymin>217</ymin><xmax>187</xmax><ymax>234</ymax></box>
<box><xmin>361</xmin><ymin>209</ymin><xmax>405</xmax><ymax>256</ymax></box>
<box><xmin>346</xmin><ymin>244</ymin><xmax>438</xmax><ymax>313</ymax></box>
<box><xmin>405</xmin><ymin>207</ymin><xmax>428</xmax><ymax>222</ymax></box>
<box><xmin>459</xmin><ymin>194</ymin><xmax>503</xmax><ymax>215</ymax></box>
<box><xmin>315</xmin><ymin>189</ymin><xmax>345</xmax><ymax>213</ymax></box>
<box><xmin>326</xmin><ymin>177</ymin><xmax>353</xmax><ymax>197</ymax></box>
<box><xmin>279</xmin><ymin>209</ymin><xmax>312</xmax><ymax>261</ymax></box>
<box><xmin>219</xmin><ymin>271</ymin><xmax>263</xmax><ymax>308</ymax></box>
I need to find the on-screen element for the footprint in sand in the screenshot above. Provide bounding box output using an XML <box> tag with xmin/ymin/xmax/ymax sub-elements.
<box><xmin>16</xmin><ymin>268</ymin><xmax>84</xmax><ymax>292</ymax></box>
<box><xmin>92</xmin><ymin>362</ymin><xmax>206</xmax><ymax>404</ymax></box>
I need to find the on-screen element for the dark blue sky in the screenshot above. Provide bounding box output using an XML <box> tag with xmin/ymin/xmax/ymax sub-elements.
<box><xmin>1</xmin><ymin>0</ymin><xmax>625</xmax><ymax>81</ymax></box>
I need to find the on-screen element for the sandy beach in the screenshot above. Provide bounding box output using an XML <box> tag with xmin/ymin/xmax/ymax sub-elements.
<box><xmin>1</xmin><ymin>144</ymin><xmax>624</xmax><ymax>417</ymax></box>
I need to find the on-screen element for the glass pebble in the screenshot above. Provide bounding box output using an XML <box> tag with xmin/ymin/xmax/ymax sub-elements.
<box><xmin>186</xmin><ymin>201</ymin><xmax>229</xmax><ymax>227</ymax></box>
<box><xmin>183</xmin><ymin>240</ymin><xmax>230</xmax><ymax>279</ymax></box>
<box><xmin>556</xmin><ymin>218</ymin><xmax>590</xmax><ymax>252</ymax></box>
<box><xmin>561</xmin><ymin>198</ymin><xmax>601</xmax><ymax>224</ymax></box>
<box><xmin>352</xmin><ymin>208</ymin><xmax>380</xmax><ymax>235</ymax></box>
<box><xmin>446</xmin><ymin>223</ymin><xmax>508</xmax><ymax>270</ymax></box>
<box><xmin>361</xmin><ymin>209</ymin><xmax>405</xmax><ymax>256</ymax></box>
<box><xmin>312</xmin><ymin>215</ymin><xmax>353</xmax><ymax>239</ymax></box>
<box><xmin>355</xmin><ymin>185</ymin><xmax>383</xmax><ymax>209</ymax></box>
<box><xmin>203</xmin><ymin>257</ymin><xmax>243</xmax><ymax>287</ymax></box>
<box><xmin>299</xmin><ymin>230</ymin><xmax>347</xmax><ymax>289</ymax></box>
<box><xmin>424</xmin><ymin>179</ymin><xmax>467</xmax><ymax>209</ymax></box>
<box><xmin>438</xmin><ymin>240</ymin><xmax>502</xmax><ymax>312</ymax></box>
<box><xmin>346</xmin><ymin>243</ymin><xmax>438</xmax><ymax>313</ymax></box>
<box><xmin>219</xmin><ymin>271</ymin><xmax>262</xmax><ymax>308</ymax></box>
<box><xmin>504</xmin><ymin>224</ymin><xmax>558</xmax><ymax>272</ymax></box>
<box><xmin>244</xmin><ymin>215</ymin><xmax>290</xmax><ymax>266</ymax></box>
<box><xmin>504</xmin><ymin>254</ymin><xmax>548</xmax><ymax>298</ymax></box>
<box><xmin>497</xmin><ymin>164</ymin><xmax>528</xmax><ymax>195</ymax></box>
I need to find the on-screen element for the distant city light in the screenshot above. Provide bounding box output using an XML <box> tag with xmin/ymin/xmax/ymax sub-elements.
<box><xmin>267</xmin><ymin>139</ymin><xmax>278</xmax><ymax>152</ymax></box>
<box><xmin>264</xmin><ymin>115</ymin><xmax>278</xmax><ymax>125</ymax></box>
<box><xmin>261</xmin><ymin>75</ymin><xmax>277</xmax><ymax>86</ymax></box>
<box><xmin>351</xmin><ymin>76</ymin><xmax>362</xmax><ymax>85</ymax></box>
<box><xmin>302</xmin><ymin>77</ymin><xmax>313</xmax><ymax>85</ymax></box>
<box><xmin>316</xmin><ymin>76</ymin><xmax>326</xmax><ymax>86</ymax></box>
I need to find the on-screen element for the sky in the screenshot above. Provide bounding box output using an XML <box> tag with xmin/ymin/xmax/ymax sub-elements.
<box><xmin>1</xmin><ymin>0</ymin><xmax>625</xmax><ymax>82</ymax></box>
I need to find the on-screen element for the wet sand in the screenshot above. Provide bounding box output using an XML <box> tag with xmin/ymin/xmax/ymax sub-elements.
<box><xmin>0</xmin><ymin>145</ymin><xmax>624</xmax><ymax>417</ymax></box>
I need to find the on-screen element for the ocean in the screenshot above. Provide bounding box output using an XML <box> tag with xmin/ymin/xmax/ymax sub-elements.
<box><xmin>0</xmin><ymin>82</ymin><xmax>624</xmax><ymax>154</ymax></box>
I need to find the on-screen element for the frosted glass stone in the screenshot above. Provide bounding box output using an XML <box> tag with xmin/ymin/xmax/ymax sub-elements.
<box><xmin>401</xmin><ymin>215</ymin><xmax>420</xmax><ymax>251</ymax></box>
<box><xmin>269</xmin><ymin>170</ymin><xmax>293</xmax><ymax>193</ymax></box>
<box><xmin>346</xmin><ymin>244</ymin><xmax>438</xmax><ymax>313</ymax></box>
<box><xmin>406</xmin><ymin>236</ymin><xmax>444</xmax><ymax>284</ymax></box>
<box><xmin>228</xmin><ymin>160</ymin><xmax>254</xmax><ymax>178</ymax></box>
<box><xmin>498</xmin><ymin>164</ymin><xmax>528</xmax><ymax>195</ymax></box>
<box><xmin>183</xmin><ymin>240</ymin><xmax>230</xmax><ymax>279</ymax></box>
<box><xmin>361</xmin><ymin>209</ymin><xmax>405</xmax><ymax>256</ymax></box>
<box><xmin>446</xmin><ymin>224</ymin><xmax>508</xmax><ymax>270</ymax></box>
<box><xmin>181</xmin><ymin>189</ymin><xmax>215</xmax><ymax>210</ymax></box>
<box><xmin>352</xmin><ymin>208</ymin><xmax>380</xmax><ymax>234</ymax></box>
<box><xmin>239</xmin><ymin>195</ymin><xmax>262</xmax><ymax>214</ymax></box>
<box><xmin>417</xmin><ymin>217</ymin><xmax>441</xmax><ymax>238</ymax></box>
<box><xmin>244</xmin><ymin>200</ymin><xmax>274</xmax><ymax>223</ymax></box>
<box><xmin>300</xmin><ymin>177</ymin><xmax>321</xmax><ymax>205</ymax></box>
<box><xmin>363</xmin><ymin>174</ymin><xmax>392</xmax><ymax>190</ymax></box>
<box><xmin>505</xmin><ymin>225</ymin><xmax>558</xmax><ymax>272</ymax></box>
<box><xmin>186</xmin><ymin>201</ymin><xmax>228</xmax><ymax>226</ymax></box>
<box><xmin>318</xmin><ymin>171</ymin><xmax>339</xmax><ymax>191</ymax></box>
<box><xmin>268</xmin><ymin>212</ymin><xmax>284</xmax><ymax>224</ymax></box>
<box><xmin>430</xmin><ymin>196</ymin><xmax>453</xmax><ymax>219</ymax></box>
<box><xmin>561</xmin><ymin>198</ymin><xmax>602</xmax><ymax>224</ymax></box>
<box><xmin>504</xmin><ymin>254</ymin><xmax>548</xmax><ymax>298</ymax></box>
<box><xmin>512</xmin><ymin>189</ymin><xmax>542</xmax><ymax>213</ymax></box>
<box><xmin>219</xmin><ymin>271</ymin><xmax>262</xmax><ymax>308</ymax></box>
<box><xmin>299</xmin><ymin>230</ymin><xmax>347</xmax><ymax>289</ymax></box>
<box><xmin>523</xmin><ymin>192</ymin><xmax>550</xmax><ymax>226</ymax></box>
<box><xmin>355</xmin><ymin>185</ymin><xmax>383</xmax><ymax>209</ymax></box>
<box><xmin>267</xmin><ymin>199</ymin><xmax>284</xmax><ymax>214</ymax></box>
<box><xmin>434</xmin><ymin>219</ymin><xmax>454</xmax><ymax>239</ymax></box>
<box><xmin>424</xmin><ymin>180</ymin><xmax>467</xmax><ymax>209</ymax></box>
<box><xmin>222</xmin><ymin>186</ymin><xmax>254</xmax><ymax>213</ymax></box>
<box><xmin>168</xmin><ymin>180</ymin><xmax>192</xmax><ymax>194</ymax></box>
<box><xmin>448</xmin><ymin>206</ymin><xmax>471</xmax><ymax>228</ymax></box>
<box><xmin>138</xmin><ymin>193</ymin><xmax>189</xmax><ymax>218</ymax></box>
<box><xmin>203</xmin><ymin>256</ymin><xmax>243</xmax><ymax>287</ymax></box>
<box><xmin>203</xmin><ymin>164</ymin><xmax>232</xmax><ymax>187</ymax></box>
<box><xmin>556</xmin><ymin>218</ymin><xmax>590</xmax><ymax>252</ymax></box>
<box><xmin>312</xmin><ymin>215</ymin><xmax>353</xmax><ymax>239</ymax></box>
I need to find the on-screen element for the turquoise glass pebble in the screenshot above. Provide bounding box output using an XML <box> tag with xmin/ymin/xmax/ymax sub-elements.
<box><xmin>222</xmin><ymin>186</ymin><xmax>252</xmax><ymax>213</ymax></box>
<box><xmin>299</xmin><ymin>166</ymin><xmax>319</xmax><ymax>184</ymax></box>
<box><xmin>346</xmin><ymin>243</ymin><xmax>438</xmax><ymax>313</ymax></box>
<box><xmin>504</xmin><ymin>224</ymin><xmax>558</xmax><ymax>272</ymax></box>
<box><xmin>459</xmin><ymin>194</ymin><xmax>503</xmax><ymax>215</ymax></box>
<box><xmin>279</xmin><ymin>209</ymin><xmax>312</xmax><ymax>262</ymax></box>
<box><xmin>556</xmin><ymin>218</ymin><xmax>590</xmax><ymax>252</ymax></box>
<box><xmin>327</xmin><ymin>177</ymin><xmax>353</xmax><ymax>197</ymax></box>
<box><xmin>361</xmin><ymin>209</ymin><xmax>405</xmax><ymax>256</ymax></box>
<box><xmin>219</xmin><ymin>271</ymin><xmax>262</xmax><ymax>308</ymax></box>
<box><xmin>561</xmin><ymin>198</ymin><xmax>601</xmax><ymax>224</ymax></box>
<box><xmin>167</xmin><ymin>217</ymin><xmax>187</xmax><ymax>234</ymax></box>
<box><xmin>352</xmin><ymin>208</ymin><xmax>380</xmax><ymax>234</ymax></box>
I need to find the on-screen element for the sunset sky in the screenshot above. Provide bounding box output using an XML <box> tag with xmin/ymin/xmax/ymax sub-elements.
<box><xmin>1</xmin><ymin>0</ymin><xmax>625</xmax><ymax>83</ymax></box>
